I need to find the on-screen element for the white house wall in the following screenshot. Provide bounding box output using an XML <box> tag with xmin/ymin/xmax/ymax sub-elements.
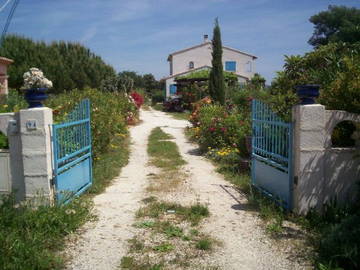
<box><xmin>171</xmin><ymin>44</ymin><xmax>255</xmax><ymax>79</ymax></box>
<box><xmin>171</xmin><ymin>44</ymin><xmax>212</xmax><ymax>75</ymax></box>
<box><xmin>222</xmin><ymin>48</ymin><xmax>255</xmax><ymax>79</ymax></box>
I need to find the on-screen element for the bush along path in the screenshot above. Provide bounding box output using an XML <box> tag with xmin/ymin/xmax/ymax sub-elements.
<box><xmin>65</xmin><ymin>108</ymin><xmax>311</xmax><ymax>270</ymax></box>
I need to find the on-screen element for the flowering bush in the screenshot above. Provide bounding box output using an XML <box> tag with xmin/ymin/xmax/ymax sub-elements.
<box><xmin>130</xmin><ymin>91</ymin><xmax>144</xmax><ymax>109</ymax></box>
<box><xmin>189</xmin><ymin>104</ymin><xmax>251</xmax><ymax>157</ymax></box>
<box><xmin>46</xmin><ymin>87</ymin><xmax>133</xmax><ymax>159</ymax></box>
<box><xmin>189</xmin><ymin>96</ymin><xmax>212</xmax><ymax>127</ymax></box>
<box><xmin>23</xmin><ymin>68</ymin><xmax>53</xmax><ymax>89</ymax></box>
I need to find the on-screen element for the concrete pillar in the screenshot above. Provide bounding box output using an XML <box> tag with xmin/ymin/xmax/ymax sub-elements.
<box><xmin>19</xmin><ymin>107</ymin><xmax>54</xmax><ymax>203</ymax></box>
<box><xmin>292</xmin><ymin>104</ymin><xmax>326</xmax><ymax>214</ymax></box>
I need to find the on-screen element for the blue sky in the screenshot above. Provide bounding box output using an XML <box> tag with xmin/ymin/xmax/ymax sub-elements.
<box><xmin>1</xmin><ymin>0</ymin><xmax>360</xmax><ymax>83</ymax></box>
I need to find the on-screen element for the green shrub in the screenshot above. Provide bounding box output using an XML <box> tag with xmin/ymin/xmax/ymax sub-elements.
<box><xmin>318</xmin><ymin>214</ymin><xmax>360</xmax><ymax>269</ymax></box>
<box><xmin>0</xmin><ymin>90</ymin><xmax>28</xmax><ymax>149</ymax></box>
<box><xmin>46</xmin><ymin>87</ymin><xmax>135</xmax><ymax>159</ymax></box>
<box><xmin>151</xmin><ymin>89</ymin><xmax>164</xmax><ymax>104</ymax></box>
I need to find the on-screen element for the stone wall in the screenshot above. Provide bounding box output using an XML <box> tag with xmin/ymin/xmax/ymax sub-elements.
<box><xmin>292</xmin><ymin>104</ymin><xmax>360</xmax><ymax>214</ymax></box>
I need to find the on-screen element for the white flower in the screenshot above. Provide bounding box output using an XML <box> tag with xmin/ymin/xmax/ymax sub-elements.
<box><xmin>22</xmin><ymin>67</ymin><xmax>53</xmax><ymax>89</ymax></box>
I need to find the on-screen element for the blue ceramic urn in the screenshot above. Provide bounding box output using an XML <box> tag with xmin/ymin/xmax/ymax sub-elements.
<box><xmin>24</xmin><ymin>88</ymin><xmax>48</xmax><ymax>108</ymax></box>
<box><xmin>295</xmin><ymin>84</ymin><xmax>320</xmax><ymax>105</ymax></box>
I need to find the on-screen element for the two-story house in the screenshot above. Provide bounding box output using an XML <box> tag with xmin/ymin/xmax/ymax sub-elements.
<box><xmin>163</xmin><ymin>35</ymin><xmax>257</xmax><ymax>98</ymax></box>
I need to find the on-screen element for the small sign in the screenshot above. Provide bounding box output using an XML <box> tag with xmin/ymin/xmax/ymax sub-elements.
<box><xmin>26</xmin><ymin>120</ymin><xmax>37</xmax><ymax>130</ymax></box>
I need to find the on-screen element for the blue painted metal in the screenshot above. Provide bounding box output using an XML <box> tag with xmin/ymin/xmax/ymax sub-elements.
<box><xmin>225</xmin><ymin>61</ymin><xmax>236</xmax><ymax>71</ymax></box>
<box><xmin>251</xmin><ymin>99</ymin><xmax>293</xmax><ymax>210</ymax></box>
<box><xmin>52</xmin><ymin>99</ymin><xmax>92</xmax><ymax>203</ymax></box>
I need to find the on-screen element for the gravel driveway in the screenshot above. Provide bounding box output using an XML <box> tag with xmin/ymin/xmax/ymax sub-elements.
<box><xmin>64</xmin><ymin>108</ymin><xmax>311</xmax><ymax>270</ymax></box>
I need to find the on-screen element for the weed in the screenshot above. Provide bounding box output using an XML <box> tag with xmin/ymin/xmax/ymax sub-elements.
<box><xmin>162</xmin><ymin>223</ymin><xmax>183</xmax><ymax>238</ymax></box>
<box><xmin>189</xmin><ymin>204</ymin><xmax>210</xmax><ymax>225</ymax></box>
<box><xmin>134</xmin><ymin>220</ymin><xmax>156</xmax><ymax>229</ymax></box>
<box><xmin>91</xmin><ymin>136</ymin><xmax>130</xmax><ymax>194</ymax></box>
<box><xmin>182</xmin><ymin>235</ymin><xmax>191</xmax><ymax>241</ymax></box>
<box><xmin>128</xmin><ymin>237</ymin><xmax>145</xmax><ymax>252</ymax></box>
<box><xmin>0</xmin><ymin>194</ymin><xmax>92</xmax><ymax>269</ymax></box>
<box><xmin>196</xmin><ymin>238</ymin><xmax>213</xmax><ymax>250</ymax></box>
<box><xmin>142</xmin><ymin>196</ymin><xmax>157</xmax><ymax>204</ymax></box>
<box><xmin>153</xmin><ymin>242</ymin><xmax>174</xmax><ymax>252</ymax></box>
<box><xmin>136</xmin><ymin>201</ymin><xmax>209</xmax><ymax>226</ymax></box>
<box><xmin>190</xmin><ymin>229</ymin><xmax>199</xmax><ymax>236</ymax></box>
<box><xmin>120</xmin><ymin>256</ymin><xmax>163</xmax><ymax>270</ymax></box>
<box><xmin>266</xmin><ymin>218</ymin><xmax>284</xmax><ymax>235</ymax></box>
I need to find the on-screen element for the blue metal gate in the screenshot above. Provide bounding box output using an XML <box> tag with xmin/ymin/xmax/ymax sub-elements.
<box><xmin>52</xmin><ymin>99</ymin><xmax>92</xmax><ymax>203</ymax></box>
<box><xmin>251</xmin><ymin>100</ymin><xmax>293</xmax><ymax>210</ymax></box>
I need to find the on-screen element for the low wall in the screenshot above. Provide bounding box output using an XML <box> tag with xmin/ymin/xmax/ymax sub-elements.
<box><xmin>0</xmin><ymin>149</ymin><xmax>11</xmax><ymax>194</ymax></box>
<box><xmin>324</xmin><ymin>148</ymin><xmax>360</xmax><ymax>204</ymax></box>
<box><xmin>292</xmin><ymin>104</ymin><xmax>360</xmax><ymax>214</ymax></box>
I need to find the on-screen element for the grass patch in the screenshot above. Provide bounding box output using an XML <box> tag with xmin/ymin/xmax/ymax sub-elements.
<box><xmin>169</xmin><ymin>111</ymin><xmax>190</xmax><ymax>121</ymax></box>
<box><xmin>152</xmin><ymin>103</ymin><xmax>163</xmax><ymax>111</ymax></box>
<box><xmin>0</xmin><ymin>195</ymin><xmax>93</xmax><ymax>269</ymax></box>
<box><xmin>90</xmin><ymin>136</ymin><xmax>130</xmax><ymax>194</ymax></box>
<box><xmin>153</xmin><ymin>242</ymin><xmax>174</xmax><ymax>252</ymax></box>
<box><xmin>120</xmin><ymin>256</ymin><xmax>163</xmax><ymax>270</ymax></box>
<box><xmin>195</xmin><ymin>238</ymin><xmax>213</xmax><ymax>250</ymax></box>
<box><xmin>134</xmin><ymin>220</ymin><xmax>156</xmax><ymax>229</ymax></box>
<box><xmin>148</xmin><ymin>127</ymin><xmax>185</xmax><ymax>170</ymax></box>
<box><xmin>128</xmin><ymin>237</ymin><xmax>145</xmax><ymax>252</ymax></box>
<box><xmin>147</xmin><ymin>127</ymin><xmax>186</xmax><ymax>192</ymax></box>
<box><xmin>136</xmin><ymin>201</ymin><xmax>209</xmax><ymax>226</ymax></box>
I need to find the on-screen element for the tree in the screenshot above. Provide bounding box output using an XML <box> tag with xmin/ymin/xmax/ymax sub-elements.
<box><xmin>309</xmin><ymin>5</ymin><xmax>360</xmax><ymax>47</ymax></box>
<box><xmin>142</xmin><ymin>73</ymin><xmax>160</xmax><ymax>92</ymax></box>
<box><xmin>209</xmin><ymin>18</ymin><xmax>225</xmax><ymax>104</ymax></box>
<box><xmin>0</xmin><ymin>35</ymin><xmax>116</xmax><ymax>93</ymax></box>
<box><xmin>249</xmin><ymin>73</ymin><xmax>266</xmax><ymax>90</ymax></box>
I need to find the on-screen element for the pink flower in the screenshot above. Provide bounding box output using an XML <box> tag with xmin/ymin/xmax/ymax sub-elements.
<box><xmin>221</xmin><ymin>127</ymin><xmax>227</xmax><ymax>132</ymax></box>
<box><xmin>208</xmin><ymin>127</ymin><xmax>216</xmax><ymax>132</ymax></box>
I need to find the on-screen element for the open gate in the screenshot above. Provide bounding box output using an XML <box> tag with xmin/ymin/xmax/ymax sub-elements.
<box><xmin>52</xmin><ymin>99</ymin><xmax>92</xmax><ymax>203</ymax></box>
<box><xmin>251</xmin><ymin>100</ymin><xmax>293</xmax><ymax>210</ymax></box>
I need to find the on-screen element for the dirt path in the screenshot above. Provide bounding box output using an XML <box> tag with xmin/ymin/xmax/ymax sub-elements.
<box><xmin>65</xmin><ymin>108</ymin><xmax>309</xmax><ymax>270</ymax></box>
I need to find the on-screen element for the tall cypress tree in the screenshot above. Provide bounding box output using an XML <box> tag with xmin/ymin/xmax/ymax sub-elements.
<box><xmin>209</xmin><ymin>18</ymin><xmax>225</xmax><ymax>104</ymax></box>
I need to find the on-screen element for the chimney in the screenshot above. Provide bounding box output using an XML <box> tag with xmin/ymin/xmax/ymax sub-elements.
<box><xmin>203</xmin><ymin>34</ymin><xmax>209</xmax><ymax>43</ymax></box>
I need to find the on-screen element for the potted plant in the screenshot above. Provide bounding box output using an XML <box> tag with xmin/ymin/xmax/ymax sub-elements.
<box><xmin>22</xmin><ymin>68</ymin><xmax>53</xmax><ymax>108</ymax></box>
<box><xmin>294</xmin><ymin>84</ymin><xmax>320</xmax><ymax>105</ymax></box>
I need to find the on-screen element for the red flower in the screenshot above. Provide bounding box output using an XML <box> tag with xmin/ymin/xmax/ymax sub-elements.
<box><xmin>208</xmin><ymin>127</ymin><xmax>216</xmax><ymax>132</ymax></box>
<box><xmin>130</xmin><ymin>91</ymin><xmax>144</xmax><ymax>109</ymax></box>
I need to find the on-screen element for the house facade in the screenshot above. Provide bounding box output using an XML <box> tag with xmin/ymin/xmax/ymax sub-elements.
<box><xmin>163</xmin><ymin>35</ymin><xmax>257</xmax><ymax>98</ymax></box>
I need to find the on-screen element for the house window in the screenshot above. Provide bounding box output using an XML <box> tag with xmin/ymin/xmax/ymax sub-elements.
<box><xmin>170</xmin><ymin>84</ymin><xmax>177</xmax><ymax>95</ymax></box>
<box><xmin>189</xmin><ymin>61</ymin><xmax>194</xmax><ymax>69</ymax></box>
<box><xmin>225</xmin><ymin>61</ymin><xmax>236</xmax><ymax>72</ymax></box>
<box><xmin>245</xmin><ymin>61</ymin><xmax>252</xmax><ymax>72</ymax></box>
